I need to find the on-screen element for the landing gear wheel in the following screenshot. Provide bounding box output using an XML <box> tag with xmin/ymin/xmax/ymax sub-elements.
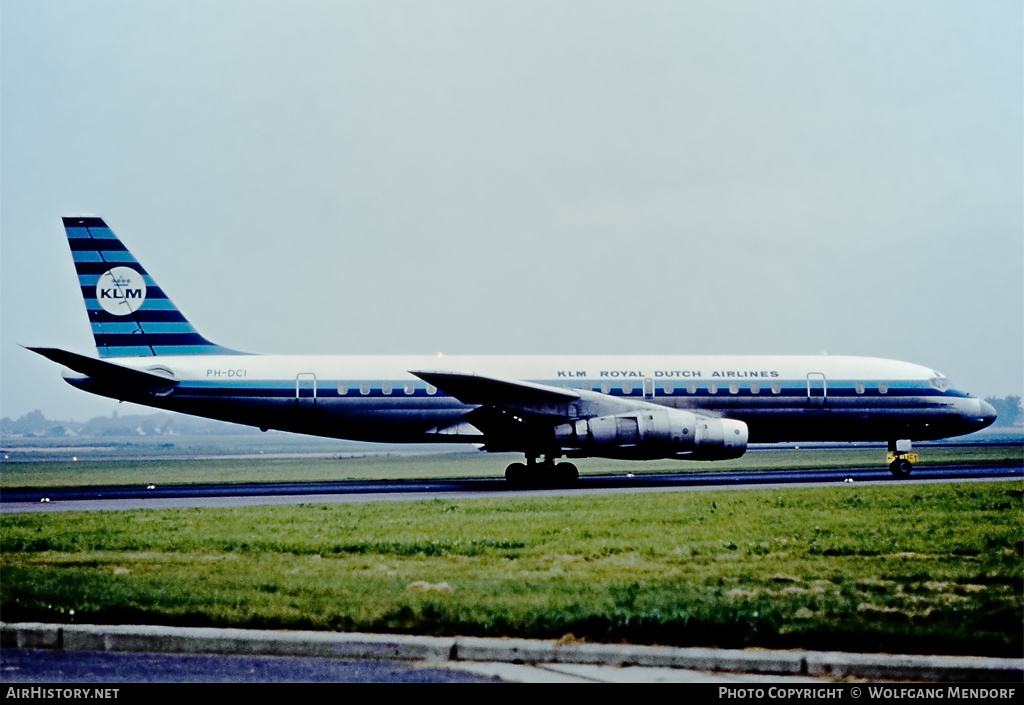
<box><xmin>505</xmin><ymin>462</ymin><xmax>528</xmax><ymax>486</ymax></box>
<box><xmin>505</xmin><ymin>459</ymin><xmax>578</xmax><ymax>487</ymax></box>
<box><xmin>557</xmin><ymin>462</ymin><xmax>579</xmax><ymax>486</ymax></box>
<box><xmin>889</xmin><ymin>458</ymin><xmax>913</xmax><ymax>478</ymax></box>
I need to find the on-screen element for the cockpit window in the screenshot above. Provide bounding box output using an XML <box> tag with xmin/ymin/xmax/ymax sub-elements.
<box><xmin>929</xmin><ymin>373</ymin><xmax>950</xmax><ymax>392</ymax></box>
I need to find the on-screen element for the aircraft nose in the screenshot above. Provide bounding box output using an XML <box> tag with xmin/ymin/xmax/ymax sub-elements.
<box><xmin>979</xmin><ymin>399</ymin><xmax>998</xmax><ymax>428</ymax></box>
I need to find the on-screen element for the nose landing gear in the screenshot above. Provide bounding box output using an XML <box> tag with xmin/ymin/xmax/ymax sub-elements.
<box><xmin>888</xmin><ymin>456</ymin><xmax>914</xmax><ymax>478</ymax></box>
<box><xmin>887</xmin><ymin>439</ymin><xmax>918</xmax><ymax>478</ymax></box>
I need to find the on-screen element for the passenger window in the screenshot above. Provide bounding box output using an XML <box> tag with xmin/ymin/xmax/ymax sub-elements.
<box><xmin>663</xmin><ymin>383</ymin><xmax>674</xmax><ymax>395</ymax></box>
<box><xmin>600</xmin><ymin>382</ymin><xmax>611</xmax><ymax>394</ymax></box>
<box><xmin>855</xmin><ymin>383</ymin><xmax>865</xmax><ymax>395</ymax></box>
<box><xmin>622</xmin><ymin>383</ymin><xmax>633</xmax><ymax>395</ymax></box>
<box><xmin>426</xmin><ymin>385</ymin><xmax>437</xmax><ymax>395</ymax></box>
<box><xmin>708</xmin><ymin>383</ymin><xmax>718</xmax><ymax>394</ymax></box>
<box><xmin>404</xmin><ymin>382</ymin><xmax>415</xmax><ymax>395</ymax></box>
<box><xmin>337</xmin><ymin>384</ymin><xmax>348</xmax><ymax>396</ymax></box>
<box><xmin>687</xmin><ymin>383</ymin><xmax>697</xmax><ymax>394</ymax></box>
<box><xmin>750</xmin><ymin>383</ymin><xmax>760</xmax><ymax>394</ymax></box>
<box><xmin>771</xmin><ymin>383</ymin><xmax>781</xmax><ymax>394</ymax></box>
<box><xmin>359</xmin><ymin>383</ymin><xmax>371</xmax><ymax>395</ymax></box>
<box><xmin>878</xmin><ymin>383</ymin><xmax>888</xmax><ymax>395</ymax></box>
<box><xmin>729</xmin><ymin>383</ymin><xmax>739</xmax><ymax>394</ymax></box>
<box><xmin>381</xmin><ymin>383</ymin><xmax>392</xmax><ymax>395</ymax></box>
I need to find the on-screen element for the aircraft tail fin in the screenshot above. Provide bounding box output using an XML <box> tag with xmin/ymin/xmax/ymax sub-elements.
<box><xmin>63</xmin><ymin>217</ymin><xmax>244</xmax><ymax>357</ymax></box>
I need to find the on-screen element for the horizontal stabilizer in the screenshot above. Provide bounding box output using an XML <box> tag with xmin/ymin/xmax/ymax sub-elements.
<box><xmin>25</xmin><ymin>346</ymin><xmax>179</xmax><ymax>390</ymax></box>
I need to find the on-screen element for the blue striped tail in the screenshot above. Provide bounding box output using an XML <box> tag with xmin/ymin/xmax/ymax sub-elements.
<box><xmin>63</xmin><ymin>217</ymin><xmax>244</xmax><ymax>358</ymax></box>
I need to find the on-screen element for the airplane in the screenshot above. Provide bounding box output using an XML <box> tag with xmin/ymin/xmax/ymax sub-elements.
<box><xmin>27</xmin><ymin>217</ymin><xmax>997</xmax><ymax>485</ymax></box>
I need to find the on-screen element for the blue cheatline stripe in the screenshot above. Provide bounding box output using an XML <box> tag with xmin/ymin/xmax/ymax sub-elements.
<box><xmin>127</xmin><ymin>376</ymin><xmax>967</xmax><ymax>402</ymax></box>
<box><xmin>172</xmin><ymin>384</ymin><xmax>450</xmax><ymax>399</ymax></box>
<box><xmin>575</xmin><ymin>380</ymin><xmax>955</xmax><ymax>399</ymax></box>
<box><xmin>187</xmin><ymin>380</ymin><xmax>295</xmax><ymax>390</ymax></box>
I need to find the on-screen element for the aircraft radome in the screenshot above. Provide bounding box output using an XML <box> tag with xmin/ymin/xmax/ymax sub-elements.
<box><xmin>28</xmin><ymin>217</ymin><xmax>997</xmax><ymax>485</ymax></box>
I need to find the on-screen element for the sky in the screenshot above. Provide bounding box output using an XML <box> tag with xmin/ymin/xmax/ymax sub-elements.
<box><xmin>1</xmin><ymin>0</ymin><xmax>1021</xmax><ymax>422</ymax></box>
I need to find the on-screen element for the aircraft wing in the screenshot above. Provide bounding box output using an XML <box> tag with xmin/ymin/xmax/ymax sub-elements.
<box><xmin>411</xmin><ymin>370</ymin><xmax>579</xmax><ymax>406</ymax></box>
<box><xmin>26</xmin><ymin>347</ymin><xmax>179</xmax><ymax>390</ymax></box>
<box><xmin>410</xmin><ymin>369</ymin><xmax>659</xmax><ymax>419</ymax></box>
<box><xmin>410</xmin><ymin>369</ymin><xmax>704</xmax><ymax>453</ymax></box>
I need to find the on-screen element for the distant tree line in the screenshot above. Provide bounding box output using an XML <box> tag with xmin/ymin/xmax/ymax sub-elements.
<box><xmin>984</xmin><ymin>396</ymin><xmax>1022</xmax><ymax>427</ymax></box>
<box><xmin>0</xmin><ymin>409</ymin><xmax>261</xmax><ymax>438</ymax></box>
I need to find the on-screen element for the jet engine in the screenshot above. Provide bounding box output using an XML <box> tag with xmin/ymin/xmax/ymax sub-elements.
<box><xmin>553</xmin><ymin>408</ymin><xmax>748</xmax><ymax>460</ymax></box>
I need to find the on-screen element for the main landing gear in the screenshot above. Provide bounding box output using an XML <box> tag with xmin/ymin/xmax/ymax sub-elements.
<box><xmin>887</xmin><ymin>439</ymin><xmax>918</xmax><ymax>478</ymax></box>
<box><xmin>505</xmin><ymin>454</ymin><xmax>579</xmax><ymax>488</ymax></box>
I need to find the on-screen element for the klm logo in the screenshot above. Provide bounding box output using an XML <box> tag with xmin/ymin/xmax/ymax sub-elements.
<box><xmin>96</xmin><ymin>267</ymin><xmax>147</xmax><ymax>316</ymax></box>
<box><xmin>99</xmin><ymin>287</ymin><xmax>144</xmax><ymax>299</ymax></box>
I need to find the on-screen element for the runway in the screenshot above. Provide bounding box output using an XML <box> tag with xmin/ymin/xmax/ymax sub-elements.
<box><xmin>3</xmin><ymin>462</ymin><xmax>1020</xmax><ymax>513</ymax></box>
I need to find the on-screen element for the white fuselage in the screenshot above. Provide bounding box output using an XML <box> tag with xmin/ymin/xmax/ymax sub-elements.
<box><xmin>65</xmin><ymin>353</ymin><xmax>993</xmax><ymax>448</ymax></box>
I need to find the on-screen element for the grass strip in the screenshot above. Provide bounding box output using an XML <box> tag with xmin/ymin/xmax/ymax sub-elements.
<box><xmin>2</xmin><ymin>481</ymin><xmax>1021</xmax><ymax>656</ymax></box>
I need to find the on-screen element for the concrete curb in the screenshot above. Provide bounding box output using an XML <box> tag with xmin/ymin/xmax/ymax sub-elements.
<box><xmin>3</xmin><ymin>622</ymin><xmax>1021</xmax><ymax>682</ymax></box>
